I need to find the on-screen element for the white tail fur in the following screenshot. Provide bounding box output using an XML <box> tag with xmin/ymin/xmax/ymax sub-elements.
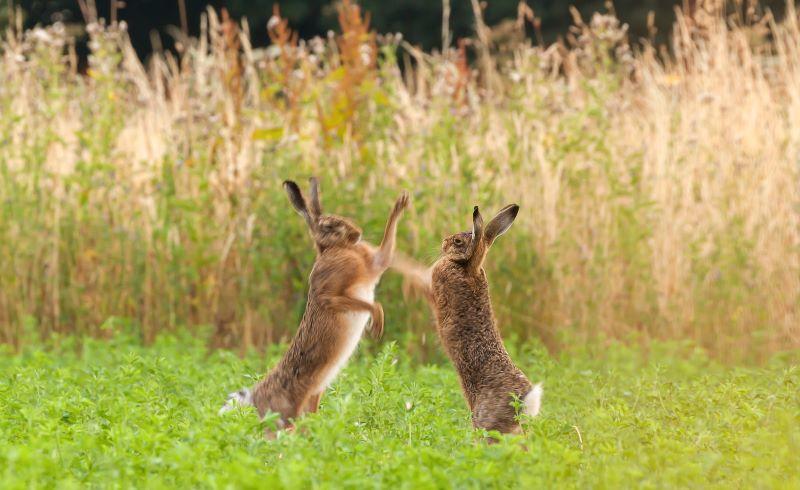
<box><xmin>218</xmin><ymin>387</ymin><xmax>253</xmax><ymax>415</ymax></box>
<box><xmin>523</xmin><ymin>382</ymin><xmax>543</xmax><ymax>417</ymax></box>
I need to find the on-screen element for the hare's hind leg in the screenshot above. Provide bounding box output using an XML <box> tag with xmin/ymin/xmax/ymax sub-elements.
<box><xmin>303</xmin><ymin>391</ymin><xmax>323</xmax><ymax>414</ymax></box>
<box><xmin>472</xmin><ymin>399</ymin><xmax>520</xmax><ymax>435</ymax></box>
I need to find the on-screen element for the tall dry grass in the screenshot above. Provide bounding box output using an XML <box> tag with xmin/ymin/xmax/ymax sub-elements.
<box><xmin>0</xmin><ymin>1</ymin><xmax>798</xmax><ymax>360</ymax></box>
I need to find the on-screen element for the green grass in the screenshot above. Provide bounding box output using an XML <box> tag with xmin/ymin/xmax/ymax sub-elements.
<box><xmin>1</xmin><ymin>333</ymin><xmax>797</xmax><ymax>489</ymax></box>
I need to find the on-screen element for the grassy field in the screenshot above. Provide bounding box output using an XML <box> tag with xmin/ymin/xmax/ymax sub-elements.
<box><xmin>1</xmin><ymin>333</ymin><xmax>797</xmax><ymax>488</ymax></box>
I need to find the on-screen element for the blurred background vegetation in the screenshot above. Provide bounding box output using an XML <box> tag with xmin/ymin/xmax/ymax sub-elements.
<box><xmin>2</xmin><ymin>1</ymin><xmax>799</xmax><ymax>362</ymax></box>
<box><xmin>2</xmin><ymin>0</ymin><xmax>790</xmax><ymax>58</ymax></box>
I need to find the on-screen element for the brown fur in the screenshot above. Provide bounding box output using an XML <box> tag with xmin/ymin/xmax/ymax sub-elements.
<box><xmin>393</xmin><ymin>204</ymin><xmax>540</xmax><ymax>435</ymax></box>
<box><xmin>221</xmin><ymin>177</ymin><xmax>408</xmax><ymax>434</ymax></box>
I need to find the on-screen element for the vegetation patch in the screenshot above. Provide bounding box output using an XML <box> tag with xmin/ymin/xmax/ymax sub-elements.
<box><xmin>1</xmin><ymin>335</ymin><xmax>797</xmax><ymax>488</ymax></box>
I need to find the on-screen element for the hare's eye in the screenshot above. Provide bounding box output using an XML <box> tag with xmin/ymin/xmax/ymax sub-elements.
<box><xmin>454</xmin><ymin>238</ymin><xmax>463</xmax><ymax>246</ymax></box>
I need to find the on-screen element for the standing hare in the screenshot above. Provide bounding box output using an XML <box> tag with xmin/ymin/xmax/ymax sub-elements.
<box><xmin>394</xmin><ymin>204</ymin><xmax>542</xmax><ymax>436</ymax></box>
<box><xmin>220</xmin><ymin>177</ymin><xmax>409</xmax><ymax>434</ymax></box>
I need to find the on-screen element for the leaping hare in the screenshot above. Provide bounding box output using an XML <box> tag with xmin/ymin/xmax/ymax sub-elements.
<box><xmin>393</xmin><ymin>204</ymin><xmax>542</xmax><ymax>436</ymax></box>
<box><xmin>220</xmin><ymin>177</ymin><xmax>409</xmax><ymax>434</ymax></box>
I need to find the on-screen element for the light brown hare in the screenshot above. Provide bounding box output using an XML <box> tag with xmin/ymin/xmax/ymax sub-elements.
<box><xmin>219</xmin><ymin>177</ymin><xmax>409</xmax><ymax>434</ymax></box>
<box><xmin>393</xmin><ymin>204</ymin><xmax>542</xmax><ymax>436</ymax></box>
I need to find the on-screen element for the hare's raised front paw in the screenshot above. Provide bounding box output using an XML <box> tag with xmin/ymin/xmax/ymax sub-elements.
<box><xmin>393</xmin><ymin>191</ymin><xmax>410</xmax><ymax>215</ymax></box>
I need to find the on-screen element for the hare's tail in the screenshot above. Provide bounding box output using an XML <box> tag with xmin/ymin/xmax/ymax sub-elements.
<box><xmin>218</xmin><ymin>387</ymin><xmax>253</xmax><ymax>415</ymax></box>
<box><xmin>523</xmin><ymin>382</ymin><xmax>543</xmax><ymax>417</ymax></box>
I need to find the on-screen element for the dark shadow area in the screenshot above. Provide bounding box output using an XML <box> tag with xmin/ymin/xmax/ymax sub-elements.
<box><xmin>2</xmin><ymin>1</ymin><xmax>787</xmax><ymax>56</ymax></box>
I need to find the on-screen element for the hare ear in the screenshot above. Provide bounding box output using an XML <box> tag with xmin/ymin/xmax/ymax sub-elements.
<box><xmin>465</xmin><ymin>206</ymin><xmax>484</xmax><ymax>260</ymax></box>
<box><xmin>283</xmin><ymin>180</ymin><xmax>306</xmax><ymax>213</ymax></box>
<box><xmin>308</xmin><ymin>176</ymin><xmax>323</xmax><ymax>219</ymax></box>
<box><xmin>283</xmin><ymin>180</ymin><xmax>317</xmax><ymax>232</ymax></box>
<box><xmin>464</xmin><ymin>206</ymin><xmax>487</xmax><ymax>273</ymax></box>
<box><xmin>484</xmin><ymin>204</ymin><xmax>519</xmax><ymax>247</ymax></box>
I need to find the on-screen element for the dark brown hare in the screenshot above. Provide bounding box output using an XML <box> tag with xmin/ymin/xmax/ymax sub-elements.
<box><xmin>393</xmin><ymin>204</ymin><xmax>542</xmax><ymax>436</ymax></box>
<box><xmin>220</xmin><ymin>177</ymin><xmax>409</xmax><ymax>435</ymax></box>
